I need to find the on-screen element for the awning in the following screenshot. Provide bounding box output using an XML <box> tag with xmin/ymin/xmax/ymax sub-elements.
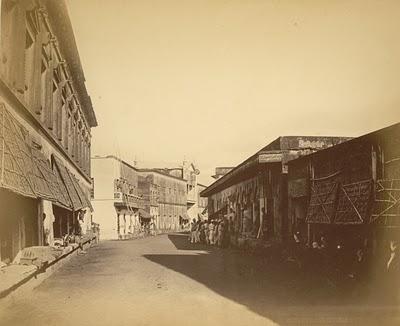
<box><xmin>32</xmin><ymin>148</ymin><xmax>72</xmax><ymax>210</ymax></box>
<box><xmin>68</xmin><ymin>169</ymin><xmax>93</xmax><ymax>212</ymax></box>
<box><xmin>139</xmin><ymin>209</ymin><xmax>152</xmax><ymax>220</ymax></box>
<box><xmin>0</xmin><ymin>105</ymin><xmax>53</xmax><ymax>200</ymax></box>
<box><xmin>53</xmin><ymin>156</ymin><xmax>84</xmax><ymax>211</ymax></box>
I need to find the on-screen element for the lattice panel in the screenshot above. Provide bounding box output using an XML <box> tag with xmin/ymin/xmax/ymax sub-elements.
<box><xmin>7</xmin><ymin>111</ymin><xmax>54</xmax><ymax>200</ymax></box>
<box><xmin>306</xmin><ymin>180</ymin><xmax>339</xmax><ymax>223</ymax></box>
<box><xmin>33</xmin><ymin>148</ymin><xmax>72</xmax><ymax>209</ymax></box>
<box><xmin>334</xmin><ymin>180</ymin><xmax>373</xmax><ymax>224</ymax></box>
<box><xmin>372</xmin><ymin>179</ymin><xmax>400</xmax><ymax>227</ymax></box>
<box><xmin>0</xmin><ymin>105</ymin><xmax>36</xmax><ymax>198</ymax></box>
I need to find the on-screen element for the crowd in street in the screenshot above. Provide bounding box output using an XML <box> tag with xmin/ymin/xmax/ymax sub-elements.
<box><xmin>188</xmin><ymin>218</ymin><xmax>233</xmax><ymax>248</ymax></box>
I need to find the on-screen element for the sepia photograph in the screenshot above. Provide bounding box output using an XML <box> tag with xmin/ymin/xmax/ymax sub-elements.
<box><xmin>0</xmin><ymin>0</ymin><xmax>399</xmax><ymax>325</ymax></box>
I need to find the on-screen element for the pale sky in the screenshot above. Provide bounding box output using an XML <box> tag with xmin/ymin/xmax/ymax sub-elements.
<box><xmin>67</xmin><ymin>0</ymin><xmax>400</xmax><ymax>185</ymax></box>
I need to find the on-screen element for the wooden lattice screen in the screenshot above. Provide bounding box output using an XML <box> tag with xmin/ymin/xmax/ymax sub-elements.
<box><xmin>33</xmin><ymin>148</ymin><xmax>72</xmax><ymax>209</ymax></box>
<box><xmin>371</xmin><ymin>179</ymin><xmax>400</xmax><ymax>226</ymax></box>
<box><xmin>334</xmin><ymin>180</ymin><xmax>373</xmax><ymax>224</ymax></box>
<box><xmin>306</xmin><ymin>180</ymin><xmax>339</xmax><ymax>223</ymax></box>
<box><xmin>0</xmin><ymin>104</ymin><xmax>54</xmax><ymax>200</ymax></box>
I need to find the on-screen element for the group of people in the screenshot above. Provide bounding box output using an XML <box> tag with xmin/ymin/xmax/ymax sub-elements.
<box><xmin>189</xmin><ymin>218</ymin><xmax>232</xmax><ymax>248</ymax></box>
<box><xmin>290</xmin><ymin>230</ymin><xmax>400</xmax><ymax>303</ymax></box>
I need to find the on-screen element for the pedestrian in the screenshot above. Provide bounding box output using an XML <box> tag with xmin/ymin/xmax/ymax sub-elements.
<box><xmin>217</xmin><ymin>221</ymin><xmax>224</xmax><ymax>247</ymax></box>
<box><xmin>385</xmin><ymin>240</ymin><xmax>400</xmax><ymax>304</ymax></box>
<box><xmin>204</xmin><ymin>221</ymin><xmax>210</xmax><ymax>245</ymax></box>
<box><xmin>190</xmin><ymin>219</ymin><xmax>197</xmax><ymax>243</ymax></box>
<box><xmin>348</xmin><ymin>248</ymin><xmax>368</xmax><ymax>299</ymax></box>
<box><xmin>209</xmin><ymin>221</ymin><xmax>215</xmax><ymax>245</ymax></box>
<box><xmin>213</xmin><ymin>221</ymin><xmax>219</xmax><ymax>246</ymax></box>
<box><xmin>290</xmin><ymin>230</ymin><xmax>303</xmax><ymax>269</ymax></box>
<box><xmin>195</xmin><ymin>220</ymin><xmax>201</xmax><ymax>243</ymax></box>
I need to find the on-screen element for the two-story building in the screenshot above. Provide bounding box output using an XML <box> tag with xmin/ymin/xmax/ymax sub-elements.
<box><xmin>91</xmin><ymin>155</ymin><xmax>144</xmax><ymax>240</ymax></box>
<box><xmin>139</xmin><ymin>168</ymin><xmax>187</xmax><ymax>231</ymax></box>
<box><xmin>0</xmin><ymin>0</ymin><xmax>97</xmax><ymax>263</ymax></box>
<box><xmin>138</xmin><ymin>174</ymin><xmax>159</xmax><ymax>228</ymax></box>
<box><xmin>165</xmin><ymin>160</ymin><xmax>203</xmax><ymax>221</ymax></box>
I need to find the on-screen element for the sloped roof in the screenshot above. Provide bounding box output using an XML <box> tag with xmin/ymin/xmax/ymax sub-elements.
<box><xmin>201</xmin><ymin>136</ymin><xmax>352</xmax><ymax>197</ymax></box>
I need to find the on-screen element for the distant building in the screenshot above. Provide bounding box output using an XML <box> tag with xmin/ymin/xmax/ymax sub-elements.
<box><xmin>197</xmin><ymin>183</ymin><xmax>208</xmax><ymax>220</ymax></box>
<box><xmin>0</xmin><ymin>0</ymin><xmax>97</xmax><ymax>263</ymax></box>
<box><xmin>201</xmin><ymin>136</ymin><xmax>351</xmax><ymax>246</ymax></box>
<box><xmin>91</xmin><ymin>156</ymin><xmax>143</xmax><ymax>240</ymax></box>
<box><xmin>164</xmin><ymin>161</ymin><xmax>202</xmax><ymax>221</ymax></box>
<box><xmin>138</xmin><ymin>175</ymin><xmax>159</xmax><ymax>226</ymax></box>
<box><xmin>91</xmin><ymin>155</ymin><xmax>191</xmax><ymax>238</ymax></box>
<box><xmin>138</xmin><ymin>169</ymin><xmax>187</xmax><ymax>231</ymax></box>
<box><xmin>138</xmin><ymin>160</ymin><xmax>207</xmax><ymax>223</ymax></box>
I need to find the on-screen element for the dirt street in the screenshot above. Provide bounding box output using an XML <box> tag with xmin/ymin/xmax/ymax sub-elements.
<box><xmin>1</xmin><ymin>233</ymin><xmax>399</xmax><ymax>326</ymax></box>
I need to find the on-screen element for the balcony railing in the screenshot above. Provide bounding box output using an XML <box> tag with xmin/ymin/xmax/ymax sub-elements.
<box><xmin>114</xmin><ymin>192</ymin><xmax>143</xmax><ymax>209</ymax></box>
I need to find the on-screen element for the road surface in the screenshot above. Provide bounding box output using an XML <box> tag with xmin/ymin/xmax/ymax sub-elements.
<box><xmin>1</xmin><ymin>233</ymin><xmax>399</xmax><ymax>326</ymax></box>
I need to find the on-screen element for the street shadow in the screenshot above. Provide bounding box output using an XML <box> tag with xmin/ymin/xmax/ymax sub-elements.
<box><xmin>144</xmin><ymin>233</ymin><xmax>400</xmax><ymax>325</ymax></box>
<box><xmin>167</xmin><ymin>233</ymin><xmax>212</xmax><ymax>252</ymax></box>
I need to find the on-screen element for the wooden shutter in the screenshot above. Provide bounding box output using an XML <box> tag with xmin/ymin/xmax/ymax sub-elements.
<box><xmin>55</xmin><ymin>89</ymin><xmax>63</xmax><ymax>140</ymax></box>
<box><xmin>1</xmin><ymin>0</ymin><xmax>26</xmax><ymax>94</ymax></box>
<box><xmin>29</xmin><ymin>8</ymin><xmax>43</xmax><ymax>114</ymax></box>
<box><xmin>44</xmin><ymin>42</ymin><xmax>54</xmax><ymax>129</ymax></box>
<box><xmin>64</xmin><ymin>109</ymin><xmax>70</xmax><ymax>150</ymax></box>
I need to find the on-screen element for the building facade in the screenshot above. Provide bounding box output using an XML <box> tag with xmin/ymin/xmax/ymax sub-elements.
<box><xmin>91</xmin><ymin>155</ymin><xmax>144</xmax><ymax>240</ymax></box>
<box><xmin>197</xmin><ymin>183</ymin><xmax>208</xmax><ymax>220</ymax></box>
<box><xmin>0</xmin><ymin>0</ymin><xmax>96</xmax><ymax>263</ymax></box>
<box><xmin>164</xmin><ymin>161</ymin><xmax>203</xmax><ymax>221</ymax></box>
<box><xmin>139</xmin><ymin>169</ymin><xmax>187</xmax><ymax>231</ymax></box>
<box><xmin>201</xmin><ymin>136</ymin><xmax>351</xmax><ymax>247</ymax></box>
<box><xmin>287</xmin><ymin>123</ymin><xmax>400</xmax><ymax>260</ymax></box>
<box><xmin>138</xmin><ymin>174</ymin><xmax>159</xmax><ymax>227</ymax></box>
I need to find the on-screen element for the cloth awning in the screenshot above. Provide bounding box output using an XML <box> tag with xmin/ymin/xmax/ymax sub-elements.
<box><xmin>139</xmin><ymin>209</ymin><xmax>152</xmax><ymax>220</ymax></box>
<box><xmin>0</xmin><ymin>105</ymin><xmax>54</xmax><ymax>200</ymax></box>
<box><xmin>53</xmin><ymin>157</ymin><xmax>84</xmax><ymax>211</ymax></box>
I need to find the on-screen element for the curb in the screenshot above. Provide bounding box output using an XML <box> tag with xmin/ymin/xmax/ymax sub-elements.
<box><xmin>0</xmin><ymin>237</ymin><xmax>96</xmax><ymax>300</ymax></box>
